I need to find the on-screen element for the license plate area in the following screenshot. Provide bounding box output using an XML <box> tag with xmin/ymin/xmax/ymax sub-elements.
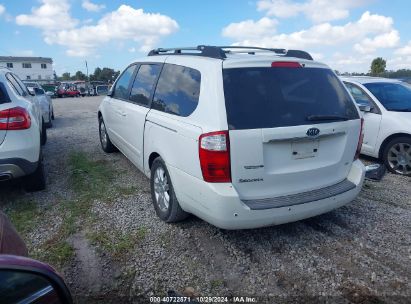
<box><xmin>292</xmin><ymin>139</ymin><xmax>319</xmax><ymax>159</ymax></box>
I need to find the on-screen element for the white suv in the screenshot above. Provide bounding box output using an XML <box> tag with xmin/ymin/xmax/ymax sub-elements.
<box><xmin>0</xmin><ymin>69</ymin><xmax>46</xmax><ymax>191</ymax></box>
<box><xmin>98</xmin><ymin>46</ymin><xmax>365</xmax><ymax>229</ymax></box>
<box><xmin>342</xmin><ymin>77</ymin><xmax>411</xmax><ymax>176</ymax></box>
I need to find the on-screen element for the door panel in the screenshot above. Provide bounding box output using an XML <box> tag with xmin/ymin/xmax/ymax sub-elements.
<box><xmin>343</xmin><ymin>82</ymin><xmax>382</xmax><ymax>154</ymax></box>
<box><xmin>115</xmin><ymin>64</ymin><xmax>162</xmax><ymax>170</ymax></box>
<box><xmin>361</xmin><ymin>112</ymin><xmax>382</xmax><ymax>154</ymax></box>
<box><xmin>105</xmin><ymin>64</ymin><xmax>137</xmax><ymax>150</ymax></box>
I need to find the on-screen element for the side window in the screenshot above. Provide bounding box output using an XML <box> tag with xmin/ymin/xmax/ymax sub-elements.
<box><xmin>152</xmin><ymin>64</ymin><xmax>201</xmax><ymax>117</ymax></box>
<box><xmin>113</xmin><ymin>65</ymin><xmax>137</xmax><ymax>100</ymax></box>
<box><xmin>129</xmin><ymin>64</ymin><xmax>161</xmax><ymax>106</ymax></box>
<box><xmin>6</xmin><ymin>74</ymin><xmax>24</xmax><ymax>96</ymax></box>
<box><xmin>344</xmin><ymin>82</ymin><xmax>373</xmax><ymax>105</ymax></box>
<box><xmin>11</xmin><ymin>74</ymin><xmax>29</xmax><ymax>96</ymax></box>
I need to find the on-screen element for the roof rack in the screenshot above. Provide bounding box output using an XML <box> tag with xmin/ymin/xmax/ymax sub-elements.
<box><xmin>147</xmin><ymin>45</ymin><xmax>313</xmax><ymax>60</ymax></box>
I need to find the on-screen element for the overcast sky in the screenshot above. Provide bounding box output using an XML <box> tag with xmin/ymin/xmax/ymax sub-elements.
<box><xmin>0</xmin><ymin>0</ymin><xmax>410</xmax><ymax>75</ymax></box>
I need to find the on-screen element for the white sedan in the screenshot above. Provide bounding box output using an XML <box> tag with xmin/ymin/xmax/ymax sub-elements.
<box><xmin>23</xmin><ymin>81</ymin><xmax>54</xmax><ymax>128</ymax></box>
<box><xmin>342</xmin><ymin>77</ymin><xmax>411</xmax><ymax>176</ymax></box>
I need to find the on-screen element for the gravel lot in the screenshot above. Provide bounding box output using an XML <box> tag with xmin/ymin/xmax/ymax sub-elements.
<box><xmin>0</xmin><ymin>96</ymin><xmax>410</xmax><ymax>303</ymax></box>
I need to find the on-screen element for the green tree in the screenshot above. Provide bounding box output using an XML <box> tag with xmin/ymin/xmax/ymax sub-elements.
<box><xmin>61</xmin><ymin>72</ymin><xmax>71</xmax><ymax>81</ymax></box>
<box><xmin>370</xmin><ymin>57</ymin><xmax>386</xmax><ymax>76</ymax></box>
<box><xmin>73</xmin><ymin>70</ymin><xmax>87</xmax><ymax>80</ymax></box>
<box><xmin>89</xmin><ymin>67</ymin><xmax>120</xmax><ymax>83</ymax></box>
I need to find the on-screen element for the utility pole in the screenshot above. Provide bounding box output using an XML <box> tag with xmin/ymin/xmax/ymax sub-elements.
<box><xmin>85</xmin><ymin>60</ymin><xmax>89</xmax><ymax>81</ymax></box>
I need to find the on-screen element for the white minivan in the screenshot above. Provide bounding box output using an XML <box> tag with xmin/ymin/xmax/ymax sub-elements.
<box><xmin>98</xmin><ymin>46</ymin><xmax>365</xmax><ymax>229</ymax></box>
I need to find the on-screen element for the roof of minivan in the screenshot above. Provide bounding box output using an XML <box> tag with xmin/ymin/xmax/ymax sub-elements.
<box><xmin>340</xmin><ymin>76</ymin><xmax>401</xmax><ymax>84</ymax></box>
<box><xmin>132</xmin><ymin>52</ymin><xmax>328</xmax><ymax>69</ymax></box>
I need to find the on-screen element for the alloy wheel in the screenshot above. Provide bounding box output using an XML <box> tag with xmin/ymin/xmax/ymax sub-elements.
<box><xmin>387</xmin><ymin>142</ymin><xmax>411</xmax><ymax>175</ymax></box>
<box><xmin>153</xmin><ymin>167</ymin><xmax>170</xmax><ymax>212</ymax></box>
<box><xmin>100</xmin><ymin>121</ymin><xmax>108</xmax><ymax>148</ymax></box>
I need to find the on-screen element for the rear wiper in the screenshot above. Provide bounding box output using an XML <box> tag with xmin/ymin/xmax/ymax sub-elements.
<box><xmin>306</xmin><ymin>115</ymin><xmax>349</xmax><ymax>121</ymax></box>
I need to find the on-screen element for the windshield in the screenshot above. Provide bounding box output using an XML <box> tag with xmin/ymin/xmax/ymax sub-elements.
<box><xmin>223</xmin><ymin>67</ymin><xmax>359</xmax><ymax>130</ymax></box>
<box><xmin>364</xmin><ymin>82</ymin><xmax>411</xmax><ymax>111</ymax></box>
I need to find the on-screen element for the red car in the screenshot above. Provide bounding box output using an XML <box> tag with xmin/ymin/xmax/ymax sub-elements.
<box><xmin>57</xmin><ymin>84</ymin><xmax>81</xmax><ymax>98</ymax></box>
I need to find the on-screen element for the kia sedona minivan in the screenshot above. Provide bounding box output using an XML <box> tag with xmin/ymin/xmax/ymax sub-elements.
<box><xmin>98</xmin><ymin>45</ymin><xmax>366</xmax><ymax>229</ymax></box>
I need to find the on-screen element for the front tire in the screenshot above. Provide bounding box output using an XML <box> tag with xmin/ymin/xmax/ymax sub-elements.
<box><xmin>25</xmin><ymin>152</ymin><xmax>46</xmax><ymax>192</ymax></box>
<box><xmin>150</xmin><ymin>157</ymin><xmax>188</xmax><ymax>223</ymax></box>
<box><xmin>99</xmin><ymin>117</ymin><xmax>117</xmax><ymax>153</ymax></box>
<box><xmin>383</xmin><ymin>136</ymin><xmax>411</xmax><ymax>176</ymax></box>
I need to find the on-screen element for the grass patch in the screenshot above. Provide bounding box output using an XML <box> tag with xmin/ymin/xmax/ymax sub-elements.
<box><xmin>5</xmin><ymin>200</ymin><xmax>41</xmax><ymax>237</ymax></box>
<box><xmin>210</xmin><ymin>279</ymin><xmax>225</xmax><ymax>290</ymax></box>
<box><xmin>68</xmin><ymin>152</ymin><xmax>114</xmax><ymax>201</ymax></box>
<box><xmin>33</xmin><ymin>239</ymin><xmax>75</xmax><ymax>267</ymax></box>
<box><xmin>87</xmin><ymin>227</ymin><xmax>147</xmax><ymax>259</ymax></box>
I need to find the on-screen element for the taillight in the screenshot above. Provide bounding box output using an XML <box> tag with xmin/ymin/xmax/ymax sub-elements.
<box><xmin>0</xmin><ymin>107</ymin><xmax>31</xmax><ymax>130</ymax></box>
<box><xmin>199</xmin><ymin>131</ymin><xmax>231</xmax><ymax>183</ymax></box>
<box><xmin>271</xmin><ymin>61</ymin><xmax>302</xmax><ymax>68</ymax></box>
<box><xmin>354</xmin><ymin>118</ymin><xmax>364</xmax><ymax>160</ymax></box>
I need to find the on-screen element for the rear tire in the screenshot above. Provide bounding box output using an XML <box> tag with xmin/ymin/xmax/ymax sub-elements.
<box><xmin>99</xmin><ymin>117</ymin><xmax>117</xmax><ymax>153</ymax></box>
<box><xmin>150</xmin><ymin>157</ymin><xmax>189</xmax><ymax>223</ymax></box>
<box><xmin>41</xmin><ymin>120</ymin><xmax>47</xmax><ymax>145</ymax></box>
<box><xmin>383</xmin><ymin>136</ymin><xmax>411</xmax><ymax>176</ymax></box>
<box><xmin>25</xmin><ymin>152</ymin><xmax>46</xmax><ymax>192</ymax></box>
<box><xmin>45</xmin><ymin>111</ymin><xmax>52</xmax><ymax>128</ymax></box>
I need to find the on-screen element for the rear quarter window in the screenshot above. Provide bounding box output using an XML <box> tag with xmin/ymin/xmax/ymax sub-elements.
<box><xmin>223</xmin><ymin>67</ymin><xmax>359</xmax><ymax>130</ymax></box>
<box><xmin>152</xmin><ymin>64</ymin><xmax>201</xmax><ymax>117</ymax></box>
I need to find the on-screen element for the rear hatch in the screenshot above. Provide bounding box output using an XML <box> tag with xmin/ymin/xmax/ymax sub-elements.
<box><xmin>223</xmin><ymin>59</ymin><xmax>361</xmax><ymax>200</ymax></box>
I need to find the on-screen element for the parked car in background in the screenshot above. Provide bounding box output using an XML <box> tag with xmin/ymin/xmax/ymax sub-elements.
<box><xmin>98</xmin><ymin>45</ymin><xmax>365</xmax><ymax>229</ymax></box>
<box><xmin>57</xmin><ymin>83</ymin><xmax>81</xmax><ymax>98</ymax></box>
<box><xmin>342</xmin><ymin>77</ymin><xmax>411</xmax><ymax>176</ymax></box>
<box><xmin>42</xmin><ymin>84</ymin><xmax>58</xmax><ymax>98</ymax></box>
<box><xmin>95</xmin><ymin>84</ymin><xmax>110</xmax><ymax>95</ymax></box>
<box><xmin>73</xmin><ymin>81</ymin><xmax>87</xmax><ymax>97</ymax></box>
<box><xmin>23</xmin><ymin>81</ymin><xmax>54</xmax><ymax>128</ymax></box>
<box><xmin>0</xmin><ymin>68</ymin><xmax>47</xmax><ymax>191</ymax></box>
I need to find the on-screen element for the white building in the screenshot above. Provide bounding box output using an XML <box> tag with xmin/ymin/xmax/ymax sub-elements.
<box><xmin>0</xmin><ymin>56</ymin><xmax>54</xmax><ymax>82</ymax></box>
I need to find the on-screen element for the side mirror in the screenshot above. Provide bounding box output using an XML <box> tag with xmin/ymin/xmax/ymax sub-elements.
<box><xmin>358</xmin><ymin>104</ymin><xmax>371</xmax><ymax>112</ymax></box>
<box><xmin>107</xmin><ymin>88</ymin><xmax>114</xmax><ymax>97</ymax></box>
<box><xmin>27</xmin><ymin>89</ymin><xmax>35</xmax><ymax>97</ymax></box>
<box><xmin>0</xmin><ymin>255</ymin><xmax>73</xmax><ymax>304</ymax></box>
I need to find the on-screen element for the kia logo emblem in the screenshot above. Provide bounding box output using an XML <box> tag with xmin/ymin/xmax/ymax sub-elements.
<box><xmin>306</xmin><ymin>127</ymin><xmax>320</xmax><ymax>137</ymax></box>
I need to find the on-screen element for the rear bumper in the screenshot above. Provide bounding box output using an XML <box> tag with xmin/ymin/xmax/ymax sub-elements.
<box><xmin>169</xmin><ymin>160</ymin><xmax>365</xmax><ymax>230</ymax></box>
<box><xmin>0</xmin><ymin>158</ymin><xmax>38</xmax><ymax>180</ymax></box>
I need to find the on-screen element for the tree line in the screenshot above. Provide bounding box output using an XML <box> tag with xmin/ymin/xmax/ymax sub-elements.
<box><xmin>58</xmin><ymin>67</ymin><xmax>121</xmax><ymax>83</ymax></box>
<box><xmin>338</xmin><ymin>57</ymin><xmax>411</xmax><ymax>79</ymax></box>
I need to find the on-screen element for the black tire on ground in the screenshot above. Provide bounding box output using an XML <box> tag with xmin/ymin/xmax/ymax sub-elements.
<box><xmin>99</xmin><ymin>117</ymin><xmax>117</xmax><ymax>153</ymax></box>
<box><xmin>40</xmin><ymin>120</ymin><xmax>47</xmax><ymax>145</ymax></box>
<box><xmin>382</xmin><ymin>136</ymin><xmax>411</xmax><ymax>177</ymax></box>
<box><xmin>25</xmin><ymin>152</ymin><xmax>46</xmax><ymax>192</ymax></box>
<box><xmin>51</xmin><ymin>110</ymin><xmax>55</xmax><ymax>120</ymax></box>
<box><xmin>150</xmin><ymin>157</ymin><xmax>189</xmax><ymax>223</ymax></box>
<box><xmin>45</xmin><ymin>111</ymin><xmax>52</xmax><ymax>128</ymax></box>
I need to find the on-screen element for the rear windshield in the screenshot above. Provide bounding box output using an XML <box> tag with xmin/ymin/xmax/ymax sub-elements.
<box><xmin>0</xmin><ymin>83</ymin><xmax>10</xmax><ymax>104</ymax></box>
<box><xmin>223</xmin><ymin>67</ymin><xmax>359</xmax><ymax>130</ymax></box>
